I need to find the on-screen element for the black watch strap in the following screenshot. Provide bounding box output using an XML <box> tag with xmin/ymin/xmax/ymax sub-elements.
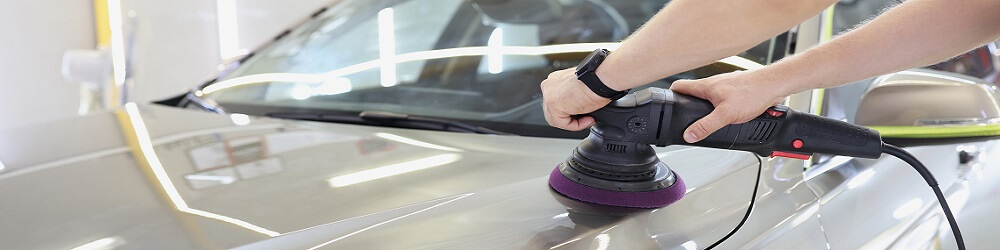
<box><xmin>579</xmin><ymin>71</ymin><xmax>628</xmax><ymax>100</ymax></box>
<box><xmin>576</xmin><ymin>49</ymin><xmax>629</xmax><ymax>100</ymax></box>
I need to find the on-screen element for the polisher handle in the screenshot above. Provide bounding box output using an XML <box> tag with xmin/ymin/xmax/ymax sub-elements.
<box><xmin>589</xmin><ymin>87</ymin><xmax>883</xmax><ymax>160</ymax></box>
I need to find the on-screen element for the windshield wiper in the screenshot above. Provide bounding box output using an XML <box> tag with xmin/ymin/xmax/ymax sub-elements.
<box><xmin>265</xmin><ymin>111</ymin><xmax>512</xmax><ymax>135</ymax></box>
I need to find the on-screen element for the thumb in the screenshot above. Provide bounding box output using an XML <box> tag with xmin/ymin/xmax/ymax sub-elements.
<box><xmin>683</xmin><ymin>110</ymin><xmax>732</xmax><ymax>143</ymax></box>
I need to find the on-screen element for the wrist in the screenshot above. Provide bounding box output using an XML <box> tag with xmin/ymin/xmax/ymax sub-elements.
<box><xmin>594</xmin><ymin>53</ymin><xmax>633</xmax><ymax>91</ymax></box>
<box><xmin>576</xmin><ymin>49</ymin><xmax>631</xmax><ymax>100</ymax></box>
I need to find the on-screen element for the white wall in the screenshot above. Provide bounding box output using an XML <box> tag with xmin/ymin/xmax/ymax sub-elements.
<box><xmin>126</xmin><ymin>0</ymin><xmax>330</xmax><ymax>103</ymax></box>
<box><xmin>235</xmin><ymin>0</ymin><xmax>331</xmax><ymax>51</ymax></box>
<box><xmin>0</xmin><ymin>1</ymin><xmax>330</xmax><ymax>129</ymax></box>
<box><xmin>123</xmin><ymin>0</ymin><xmax>223</xmax><ymax>103</ymax></box>
<box><xmin>0</xmin><ymin>1</ymin><xmax>95</xmax><ymax>129</ymax></box>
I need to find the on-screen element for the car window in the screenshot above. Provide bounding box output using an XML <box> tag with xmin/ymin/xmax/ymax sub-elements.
<box><xmin>201</xmin><ymin>0</ymin><xmax>776</xmax><ymax>138</ymax></box>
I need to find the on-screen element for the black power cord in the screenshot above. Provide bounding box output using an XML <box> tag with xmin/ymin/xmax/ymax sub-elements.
<box><xmin>882</xmin><ymin>143</ymin><xmax>965</xmax><ymax>250</ymax></box>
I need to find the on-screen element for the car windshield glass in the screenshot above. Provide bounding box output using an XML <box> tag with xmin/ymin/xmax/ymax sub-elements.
<box><xmin>201</xmin><ymin>0</ymin><xmax>771</xmax><ymax>138</ymax></box>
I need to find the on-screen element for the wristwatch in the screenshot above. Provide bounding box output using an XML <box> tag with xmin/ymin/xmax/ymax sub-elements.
<box><xmin>575</xmin><ymin>49</ymin><xmax>630</xmax><ymax>100</ymax></box>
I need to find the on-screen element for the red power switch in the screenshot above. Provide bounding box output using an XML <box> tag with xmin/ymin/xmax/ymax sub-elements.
<box><xmin>771</xmin><ymin>151</ymin><xmax>811</xmax><ymax>160</ymax></box>
<box><xmin>792</xmin><ymin>139</ymin><xmax>804</xmax><ymax>149</ymax></box>
<box><xmin>766</xmin><ymin>109</ymin><xmax>784</xmax><ymax>117</ymax></box>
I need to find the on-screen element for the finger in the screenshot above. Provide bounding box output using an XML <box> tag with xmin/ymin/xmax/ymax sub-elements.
<box><xmin>564</xmin><ymin>116</ymin><xmax>595</xmax><ymax>131</ymax></box>
<box><xmin>683</xmin><ymin>110</ymin><xmax>733</xmax><ymax>143</ymax></box>
<box><xmin>669</xmin><ymin>79</ymin><xmax>708</xmax><ymax>99</ymax></box>
<box><xmin>545</xmin><ymin>104</ymin><xmax>575</xmax><ymax>130</ymax></box>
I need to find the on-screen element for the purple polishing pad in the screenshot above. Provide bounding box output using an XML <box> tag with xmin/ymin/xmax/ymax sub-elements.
<box><xmin>548</xmin><ymin>167</ymin><xmax>686</xmax><ymax>209</ymax></box>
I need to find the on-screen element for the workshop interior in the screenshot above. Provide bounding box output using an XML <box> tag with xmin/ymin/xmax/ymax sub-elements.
<box><xmin>2</xmin><ymin>0</ymin><xmax>999</xmax><ymax>249</ymax></box>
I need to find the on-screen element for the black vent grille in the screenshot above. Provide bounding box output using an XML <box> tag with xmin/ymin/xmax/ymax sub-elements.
<box><xmin>747</xmin><ymin>121</ymin><xmax>777</xmax><ymax>142</ymax></box>
<box><xmin>605</xmin><ymin>143</ymin><xmax>627</xmax><ymax>153</ymax></box>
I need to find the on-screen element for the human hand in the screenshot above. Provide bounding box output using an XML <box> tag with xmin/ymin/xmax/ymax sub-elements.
<box><xmin>540</xmin><ymin>68</ymin><xmax>612</xmax><ymax>131</ymax></box>
<box><xmin>669</xmin><ymin>70</ymin><xmax>792</xmax><ymax>143</ymax></box>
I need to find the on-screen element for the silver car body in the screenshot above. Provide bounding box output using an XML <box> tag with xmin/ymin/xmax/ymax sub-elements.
<box><xmin>1</xmin><ymin>99</ymin><xmax>998</xmax><ymax>249</ymax></box>
<box><xmin>3</xmin><ymin>0</ymin><xmax>1000</xmax><ymax>249</ymax></box>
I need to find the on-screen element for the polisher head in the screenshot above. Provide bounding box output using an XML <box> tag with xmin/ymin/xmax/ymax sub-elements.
<box><xmin>548</xmin><ymin>164</ymin><xmax>686</xmax><ymax>209</ymax></box>
<box><xmin>548</xmin><ymin>127</ymin><xmax>687</xmax><ymax>208</ymax></box>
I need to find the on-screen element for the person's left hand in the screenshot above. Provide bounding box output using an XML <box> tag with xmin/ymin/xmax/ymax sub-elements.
<box><xmin>540</xmin><ymin>68</ymin><xmax>612</xmax><ymax>131</ymax></box>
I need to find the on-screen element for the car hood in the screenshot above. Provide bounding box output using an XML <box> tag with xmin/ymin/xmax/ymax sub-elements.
<box><xmin>0</xmin><ymin>105</ymin><xmax>760</xmax><ymax>249</ymax></box>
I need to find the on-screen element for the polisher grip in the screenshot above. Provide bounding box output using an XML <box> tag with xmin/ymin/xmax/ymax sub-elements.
<box><xmin>719</xmin><ymin>107</ymin><xmax>883</xmax><ymax>159</ymax></box>
<box><xmin>589</xmin><ymin>88</ymin><xmax>883</xmax><ymax>160</ymax></box>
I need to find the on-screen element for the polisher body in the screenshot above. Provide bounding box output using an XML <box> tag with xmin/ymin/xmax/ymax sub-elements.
<box><xmin>550</xmin><ymin>87</ymin><xmax>883</xmax><ymax>208</ymax></box>
<box><xmin>588</xmin><ymin>88</ymin><xmax>883</xmax><ymax>160</ymax></box>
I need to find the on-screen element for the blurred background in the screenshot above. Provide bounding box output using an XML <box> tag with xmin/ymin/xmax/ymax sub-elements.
<box><xmin>0</xmin><ymin>0</ymin><xmax>328</xmax><ymax>129</ymax></box>
<box><xmin>1</xmin><ymin>1</ymin><xmax>999</xmax><ymax>249</ymax></box>
<box><xmin>2</xmin><ymin>0</ymin><xmax>997</xmax><ymax>129</ymax></box>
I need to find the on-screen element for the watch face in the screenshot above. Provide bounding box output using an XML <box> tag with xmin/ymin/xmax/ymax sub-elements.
<box><xmin>577</xmin><ymin>49</ymin><xmax>605</xmax><ymax>73</ymax></box>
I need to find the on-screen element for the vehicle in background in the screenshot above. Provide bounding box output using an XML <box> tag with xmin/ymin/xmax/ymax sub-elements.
<box><xmin>2</xmin><ymin>0</ymin><xmax>999</xmax><ymax>249</ymax></box>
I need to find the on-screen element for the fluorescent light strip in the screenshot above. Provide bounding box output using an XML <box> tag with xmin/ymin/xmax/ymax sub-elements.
<box><xmin>216</xmin><ymin>0</ymin><xmax>246</xmax><ymax>59</ymax></box>
<box><xmin>201</xmin><ymin>42</ymin><xmax>763</xmax><ymax>94</ymax></box>
<box><xmin>680</xmin><ymin>241</ymin><xmax>698</xmax><ymax>250</ymax></box>
<box><xmin>230</xmin><ymin>113</ymin><xmax>250</xmax><ymax>125</ymax></box>
<box><xmin>202</xmin><ymin>43</ymin><xmax>621</xmax><ymax>94</ymax></box>
<box><xmin>892</xmin><ymin>198</ymin><xmax>923</xmax><ymax>219</ymax></box>
<box><xmin>123</xmin><ymin>103</ymin><xmax>279</xmax><ymax>237</ymax></box>
<box><xmin>846</xmin><ymin>169</ymin><xmax>876</xmax><ymax>189</ymax></box>
<box><xmin>185</xmin><ymin>174</ymin><xmax>237</xmax><ymax>184</ymax></box>
<box><xmin>107</xmin><ymin>0</ymin><xmax>126</xmax><ymax>92</ymax></box>
<box><xmin>70</xmin><ymin>236</ymin><xmax>124</xmax><ymax>250</ymax></box>
<box><xmin>487</xmin><ymin>28</ymin><xmax>504</xmax><ymax>74</ymax></box>
<box><xmin>378</xmin><ymin>8</ymin><xmax>397</xmax><ymax>87</ymax></box>
<box><xmin>124</xmin><ymin>103</ymin><xmax>187</xmax><ymax>207</ymax></box>
<box><xmin>374</xmin><ymin>133</ymin><xmax>463</xmax><ymax>152</ymax></box>
<box><xmin>327</xmin><ymin>153</ymin><xmax>461</xmax><ymax>187</ymax></box>
<box><xmin>550</xmin><ymin>237</ymin><xmax>582</xmax><ymax>249</ymax></box>
<box><xmin>790</xmin><ymin>203</ymin><xmax>820</xmax><ymax>227</ymax></box>
<box><xmin>595</xmin><ymin>234</ymin><xmax>611</xmax><ymax>250</ymax></box>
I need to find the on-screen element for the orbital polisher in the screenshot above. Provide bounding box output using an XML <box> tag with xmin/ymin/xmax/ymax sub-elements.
<box><xmin>548</xmin><ymin>87</ymin><xmax>965</xmax><ymax>248</ymax></box>
<box><xmin>549</xmin><ymin>87</ymin><xmax>882</xmax><ymax>208</ymax></box>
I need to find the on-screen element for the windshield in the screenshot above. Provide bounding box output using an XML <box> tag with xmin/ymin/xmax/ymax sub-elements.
<box><xmin>201</xmin><ymin>0</ymin><xmax>771</xmax><ymax>138</ymax></box>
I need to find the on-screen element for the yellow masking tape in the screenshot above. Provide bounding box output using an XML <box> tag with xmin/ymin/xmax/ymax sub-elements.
<box><xmin>870</xmin><ymin>125</ymin><xmax>1000</xmax><ymax>138</ymax></box>
<box><xmin>94</xmin><ymin>0</ymin><xmax>110</xmax><ymax>47</ymax></box>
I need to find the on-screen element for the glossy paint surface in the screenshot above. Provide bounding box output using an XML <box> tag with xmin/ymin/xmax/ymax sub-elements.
<box><xmin>2</xmin><ymin>106</ymin><xmax>999</xmax><ymax>249</ymax></box>
<box><xmin>0</xmin><ymin>105</ymin><xmax>763</xmax><ymax>249</ymax></box>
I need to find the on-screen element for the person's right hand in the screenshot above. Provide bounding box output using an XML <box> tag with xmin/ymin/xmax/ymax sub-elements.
<box><xmin>669</xmin><ymin>70</ymin><xmax>793</xmax><ymax>143</ymax></box>
<box><xmin>540</xmin><ymin>68</ymin><xmax>613</xmax><ymax>131</ymax></box>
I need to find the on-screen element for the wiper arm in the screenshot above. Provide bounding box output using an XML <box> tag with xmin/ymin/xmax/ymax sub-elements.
<box><xmin>265</xmin><ymin>111</ymin><xmax>512</xmax><ymax>135</ymax></box>
<box><xmin>359</xmin><ymin>111</ymin><xmax>513</xmax><ymax>135</ymax></box>
<box><xmin>181</xmin><ymin>92</ymin><xmax>226</xmax><ymax>114</ymax></box>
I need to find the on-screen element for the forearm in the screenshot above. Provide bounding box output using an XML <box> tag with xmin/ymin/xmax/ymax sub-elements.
<box><xmin>770</xmin><ymin>0</ymin><xmax>1000</xmax><ymax>94</ymax></box>
<box><xmin>597</xmin><ymin>0</ymin><xmax>837</xmax><ymax>90</ymax></box>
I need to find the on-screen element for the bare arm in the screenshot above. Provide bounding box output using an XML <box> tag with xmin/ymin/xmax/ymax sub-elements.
<box><xmin>541</xmin><ymin>0</ymin><xmax>836</xmax><ymax>131</ymax></box>
<box><xmin>598</xmin><ymin>0</ymin><xmax>838</xmax><ymax>90</ymax></box>
<box><xmin>772</xmin><ymin>0</ymin><xmax>1000</xmax><ymax>93</ymax></box>
<box><xmin>671</xmin><ymin>0</ymin><xmax>1000</xmax><ymax>143</ymax></box>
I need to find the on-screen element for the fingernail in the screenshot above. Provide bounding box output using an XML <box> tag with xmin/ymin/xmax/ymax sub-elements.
<box><xmin>684</xmin><ymin>132</ymin><xmax>698</xmax><ymax>143</ymax></box>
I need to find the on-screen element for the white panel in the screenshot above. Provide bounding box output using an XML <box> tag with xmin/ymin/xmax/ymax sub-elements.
<box><xmin>0</xmin><ymin>1</ymin><xmax>95</xmax><ymax>129</ymax></box>
<box><xmin>123</xmin><ymin>0</ymin><xmax>329</xmax><ymax>103</ymax></box>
